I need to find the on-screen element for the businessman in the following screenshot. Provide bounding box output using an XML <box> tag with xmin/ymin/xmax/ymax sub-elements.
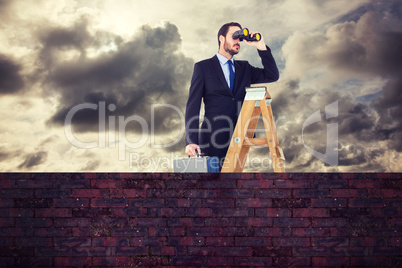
<box><xmin>185</xmin><ymin>22</ymin><xmax>279</xmax><ymax>168</ymax></box>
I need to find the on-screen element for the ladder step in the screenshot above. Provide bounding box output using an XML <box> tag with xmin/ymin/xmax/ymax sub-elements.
<box><xmin>244</xmin><ymin>138</ymin><xmax>269</xmax><ymax>146</ymax></box>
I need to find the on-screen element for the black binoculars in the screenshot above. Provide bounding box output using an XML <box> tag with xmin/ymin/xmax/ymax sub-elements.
<box><xmin>232</xmin><ymin>28</ymin><xmax>261</xmax><ymax>42</ymax></box>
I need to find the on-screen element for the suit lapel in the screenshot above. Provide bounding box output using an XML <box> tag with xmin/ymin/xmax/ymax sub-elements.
<box><xmin>211</xmin><ymin>56</ymin><xmax>232</xmax><ymax>93</ymax></box>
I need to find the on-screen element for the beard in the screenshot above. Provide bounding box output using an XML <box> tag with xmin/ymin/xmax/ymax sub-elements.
<box><xmin>224</xmin><ymin>41</ymin><xmax>240</xmax><ymax>56</ymax></box>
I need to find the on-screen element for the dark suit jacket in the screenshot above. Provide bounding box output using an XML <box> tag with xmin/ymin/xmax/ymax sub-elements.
<box><xmin>185</xmin><ymin>46</ymin><xmax>279</xmax><ymax>159</ymax></box>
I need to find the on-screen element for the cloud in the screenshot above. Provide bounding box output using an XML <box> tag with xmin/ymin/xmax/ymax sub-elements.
<box><xmin>0</xmin><ymin>0</ymin><xmax>12</xmax><ymax>16</ymax></box>
<box><xmin>18</xmin><ymin>151</ymin><xmax>48</xmax><ymax>169</ymax></box>
<box><xmin>275</xmin><ymin>1</ymin><xmax>402</xmax><ymax>170</ymax></box>
<box><xmin>0</xmin><ymin>54</ymin><xmax>24</xmax><ymax>94</ymax></box>
<box><xmin>0</xmin><ymin>0</ymin><xmax>400</xmax><ymax>172</ymax></box>
<box><xmin>40</xmin><ymin>20</ymin><xmax>194</xmax><ymax>135</ymax></box>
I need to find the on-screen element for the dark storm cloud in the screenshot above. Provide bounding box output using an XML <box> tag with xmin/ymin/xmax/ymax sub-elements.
<box><xmin>268</xmin><ymin>85</ymin><xmax>386</xmax><ymax>171</ymax></box>
<box><xmin>373</xmin><ymin>77</ymin><xmax>402</xmax><ymax>152</ymax></box>
<box><xmin>0</xmin><ymin>0</ymin><xmax>11</xmax><ymax>14</ymax></box>
<box><xmin>41</xmin><ymin>20</ymin><xmax>193</xmax><ymax>136</ymax></box>
<box><xmin>0</xmin><ymin>54</ymin><xmax>24</xmax><ymax>94</ymax></box>
<box><xmin>277</xmin><ymin>1</ymin><xmax>402</xmax><ymax>170</ymax></box>
<box><xmin>18</xmin><ymin>151</ymin><xmax>48</xmax><ymax>169</ymax></box>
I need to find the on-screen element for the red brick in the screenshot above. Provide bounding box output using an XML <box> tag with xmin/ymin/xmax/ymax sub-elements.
<box><xmin>17</xmin><ymin>179</ymin><xmax>53</xmax><ymax>188</ymax></box>
<box><xmin>272</xmin><ymin>237</ymin><xmax>310</xmax><ymax>247</ymax></box>
<box><xmin>254</xmin><ymin>227</ymin><xmax>292</xmax><ymax>237</ymax></box>
<box><xmin>312</xmin><ymin>237</ymin><xmax>348</xmax><ymax>247</ymax></box>
<box><xmin>16</xmin><ymin>218</ymin><xmax>52</xmax><ymax>228</ymax></box>
<box><xmin>349</xmin><ymin>179</ymin><xmax>379</xmax><ymax>188</ymax></box>
<box><xmin>292</xmin><ymin>228</ymin><xmax>331</xmax><ymax>237</ymax></box>
<box><xmin>368</xmin><ymin>189</ymin><xmax>398</xmax><ymax>198</ymax></box>
<box><xmin>72</xmin><ymin>189</ymin><xmax>109</xmax><ymax>197</ymax></box>
<box><xmin>255</xmin><ymin>208</ymin><xmax>291</xmax><ymax>217</ymax></box>
<box><xmin>73</xmin><ymin>247</ymin><xmax>111</xmax><ymax>256</ymax></box>
<box><xmin>130</xmin><ymin>199</ymin><xmax>164</xmax><ymax>207</ymax></box>
<box><xmin>236</xmin><ymin>198</ymin><xmax>272</xmax><ymax>208</ymax></box>
<box><xmin>205</xmin><ymin>217</ymin><xmax>235</xmax><ymax>227</ymax></box>
<box><xmin>235</xmin><ymin>257</ymin><xmax>272</xmax><ymax>266</ymax></box>
<box><xmin>93</xmin><ymin>237</ymin><xmax>129</xmax><ymax>247</ymax></box>
<box><xmin>253</xmin><ymin>246</ymin><xmax>292</xmax><ymax>257</ymax></box>
<box><xmin>35</xmin><ymin>228</ymin><xmax>72</xmax><ymax>237</ymax></box>
<box><xmin>110</xmin><ymin>189</ymin><xmax>146</xmax><ymax>198</ymax></box>
<box><xmin>293</xmin><ymin>208</ymin><xmax>330</xmax><ymax>217</ymax></box>
<box><xmin>330</xmin><ymin>189</ymin><xmax>367</xmax><ymax>197</ymax></box>
<box><xmin>184</xmin><ymin>189</ymin><xmax>219</xmax><ymax>198</ymax></box>
<box><xmin>206</xmin><ymin>237</ymin><xmax>234</xmax><ymax>246</ymax></box>
<box><xmin>167</xmin><ymin>237</ymin><xmax>204</xmax><ymax>246</ymax></box>
<box><xmin>0</xmin><ymin>199</ymin><xmax>14</xmax><ymax>208</ymax></box>
<box><xmin>35</xmin><ymin>247</ymin><xmax>72</xmax><ymax>256</ymax></box>
<box><xmin>274</xmin><ymin>179</ymin><xmax>310</xmax><ymax>188</ymax></box>
<box><xmin>131</xmin><ymin>256</ymin><xmax>169</xmax><ymax>266</ymax></box>
<box><xmin>0</xmin><ymin>208</ymin><xmax>33</xmax><ymax>218</ymax></box>
<box><xmin>203</xmin><ymin>198</ymin><xmax>234</xmax><ymax>207</ymax></box>
<box><xmin>72</xmin><ymin>227</ymin><xmax>90</xmax><ymax>237</ymax></box>
<box><xmin>274</xmin><ymin>218</ymin><xmax>311</xmax><ymax>227</ymax></box>
<box><xmin>311</xmin><ymin>198</ymin><xmax>347</xmax><ymax>207</ymax></box>
<box><xmin>220</xmin><ymin>188</ymin><xmax>254</xmax><ymax>198</ymax></box>
<box><xmin>15</xmin><ymin>198</ymin><xmax>52</xmax><ymax>208</ymax></box>
<box><xmin>130</xmin><ymin>218</ymin><xmax>166</xmax><ymax>227</ymax></box>
<box><xmin>54</xmin><ymin>257</ymin><xmax>92</xmax><ymax>267</ymax></box>
<box><xmin>35</xmin><ymin>189</ymin><xmax>71</xmax><ymax>198</ymax></box>
<box><xmin>293</xmin><ymin>246</ymin><xmax>330</xmax><ymax>256</ymax></box>
<box><xmin>273</xmin><ymin>257</ymin><xmax>310</xmax><ymax>267</ymax></box>
<box><xmin>388</xmin><ymin>237</ymin><xmax>401</xmax><ymax>247</ymax></box>
<box><xmin>256</xmin><ymin>189</ymin><xmax>292</xmax><ymax>198</ymax></box>
<box><xmin>312</xmin><ymin>218</ymin><xmax>349</xmax><ymax>227</ymax></box>
<box><xmin>207</xmin><ymin>257</ymin><xmax>234</xmax><ymax>266</ymax></box>
<box><xmin>15</xmin><ymin>237</ymin><xmax>52</xmax><ymax>247</ymax></box>
<box><xmin>92</xmin><ymin>257</ymin><xmax>131</xmax><ymax>267</ymax></box>
<box><xmin>235</xmin><ymin>237</ymin><xmax>271</xmax><ymax>246</ymax></box>
<box><xmin>54</xmin><ymin>218</ymin><xmax>91</xmax><ymax>227</ymax></box>
<box><xmin>236</xmin><ymin>217</ymin><xmax>272</xmax><ymax>227</ymax></box>
<box><xmin>349</xmin><ymin>198</ymin><xmax>387</xmax><ymax>207</ymax></box>
<box><xmin>171</xmin><ymin>256</ymin><xmax>207</xmax><ymax>266</ymax></box>
<box><xmin>53</xmin><ymin>198</ymin><xmax>89</xmax><ymax>208</ymax></box>
<box><xmin>187</xmin><ymin>227</ymin><xmax>220</xmax><ymax>237</ymax></box>
<box><xmin>54</xmin><ymin>237</ymin><xmax>91</xmax><ymax>247</ymax></box>
<box><xmin>0</xmin><ymin>178</ymin><xmax>15</xmax><ymax>188</ymax></box>
<box><xmin>313</xmin><ymin>257</ymin><xmax>349</xmax><ymax>266</ymax></box>
<box><xmin>0</xmin><ymin>189</ymin><xmax>33</xmax><ymax>198</ymax></box>
<box><xmin>237</xmin><ymin>179</ymin><xmax>273</xmax><ymax>189</ymax></box>
<box><xmin>91</xmin><ymin>198</ymin><xmax>127</xmax><ymax>207</ymax></box>
<box><xmin>350</xmin><ymin>237</ymin><xmax>386</xmax><ymax>247</ymax></box>
<box><xmin>188</xmin><ymin>246</ymin><xmax>253</xmax><ymax>256</ymax></box>
<box><xmin>35</xmin><ymin>208</ymin><xmax>72</xmax><ymax>217</ymax></box>
<box><xmin>350</xmin><ymin>257</ymin><xmax>391</xmax><ymax>267</ymax></box>
<box><xmin>293</xmin><ymin>189</ymin><xmax>329</xmax><ymax>198</ymax></box>
<box><xmin>91</xmin><ymin>179</ymin><xmax>125</xmax><ymax>189</ymax></box>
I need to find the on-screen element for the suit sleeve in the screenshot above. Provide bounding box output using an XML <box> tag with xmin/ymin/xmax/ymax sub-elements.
<box><xmin>251</xmin><ymin>46</ymin><xmax>280</xmax><ymax>83</ymax></box>
<box><xmin>185</xmin><ymin>63</ymin><xmax>204</xmax><ymax>145</ymax></box>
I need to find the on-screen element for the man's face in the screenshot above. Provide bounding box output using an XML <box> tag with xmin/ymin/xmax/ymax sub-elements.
<box><xmin>223</xmin><ymin>26</ymin><xmax>241</xmax><ymax>56</ymax></box>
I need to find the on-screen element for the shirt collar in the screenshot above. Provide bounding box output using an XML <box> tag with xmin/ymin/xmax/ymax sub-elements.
<box><xmin>216</xmin><ymin>53</ymin><xmax>234</xmax><ymax>65</ymax></box>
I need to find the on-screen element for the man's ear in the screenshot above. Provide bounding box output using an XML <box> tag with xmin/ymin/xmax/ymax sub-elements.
<box><xmin>219</xmin><ymin>35</ymin><xmax>225</xmax><ymax>46</ymax></box>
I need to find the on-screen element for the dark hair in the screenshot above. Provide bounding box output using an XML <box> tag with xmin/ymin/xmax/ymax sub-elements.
<box><xmin>217</xmin><ymin>22</ymin><xmax>242</xmax><ymax>47</ymax></box>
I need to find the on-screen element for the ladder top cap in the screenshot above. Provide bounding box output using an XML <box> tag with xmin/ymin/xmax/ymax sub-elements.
<box><xmin>245</xmin><ymin>86</ymin><xmax>271</xmax><ymax>101</ymax></box>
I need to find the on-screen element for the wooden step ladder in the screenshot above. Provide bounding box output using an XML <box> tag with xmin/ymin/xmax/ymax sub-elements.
<box><xmin>221</xmin><ymin>86</ymin><xmax>285</xmax><ymax>172</ymax></box>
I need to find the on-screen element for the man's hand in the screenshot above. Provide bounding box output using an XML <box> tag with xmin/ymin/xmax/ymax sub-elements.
<box><xmin>244</xmin><ymin>31</ymin><xmax>267</xmax><ymax>51</ymax></box>
<box><xmin>185</xmin><ymin>144</ymin><xmax>201</xmax><ymax>157</ymax></box>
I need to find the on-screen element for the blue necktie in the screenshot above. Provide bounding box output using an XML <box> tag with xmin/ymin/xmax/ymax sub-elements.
<box><xmin>227</xmin><ymin>60</ymin><xmax>235</xmax><ymax>92</ymax></box>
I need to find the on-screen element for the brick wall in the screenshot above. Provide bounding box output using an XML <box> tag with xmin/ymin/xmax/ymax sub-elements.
<box><xmin>0</xmin><ymin>173</ymin><xmax>401</xmax><ymax>267</ymax></box>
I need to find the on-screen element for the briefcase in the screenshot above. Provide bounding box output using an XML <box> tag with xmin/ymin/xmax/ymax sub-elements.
<box><xmin>173</xmin><ymin>156</ymin><xmax>220</xmax><ymax>173</ymax></box>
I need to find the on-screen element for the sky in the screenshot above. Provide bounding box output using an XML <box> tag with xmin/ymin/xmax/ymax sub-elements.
<box><xmin>0</xmin><ymin>0</ymin><xmax>401</xmax><ymax>172</ymax></box>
